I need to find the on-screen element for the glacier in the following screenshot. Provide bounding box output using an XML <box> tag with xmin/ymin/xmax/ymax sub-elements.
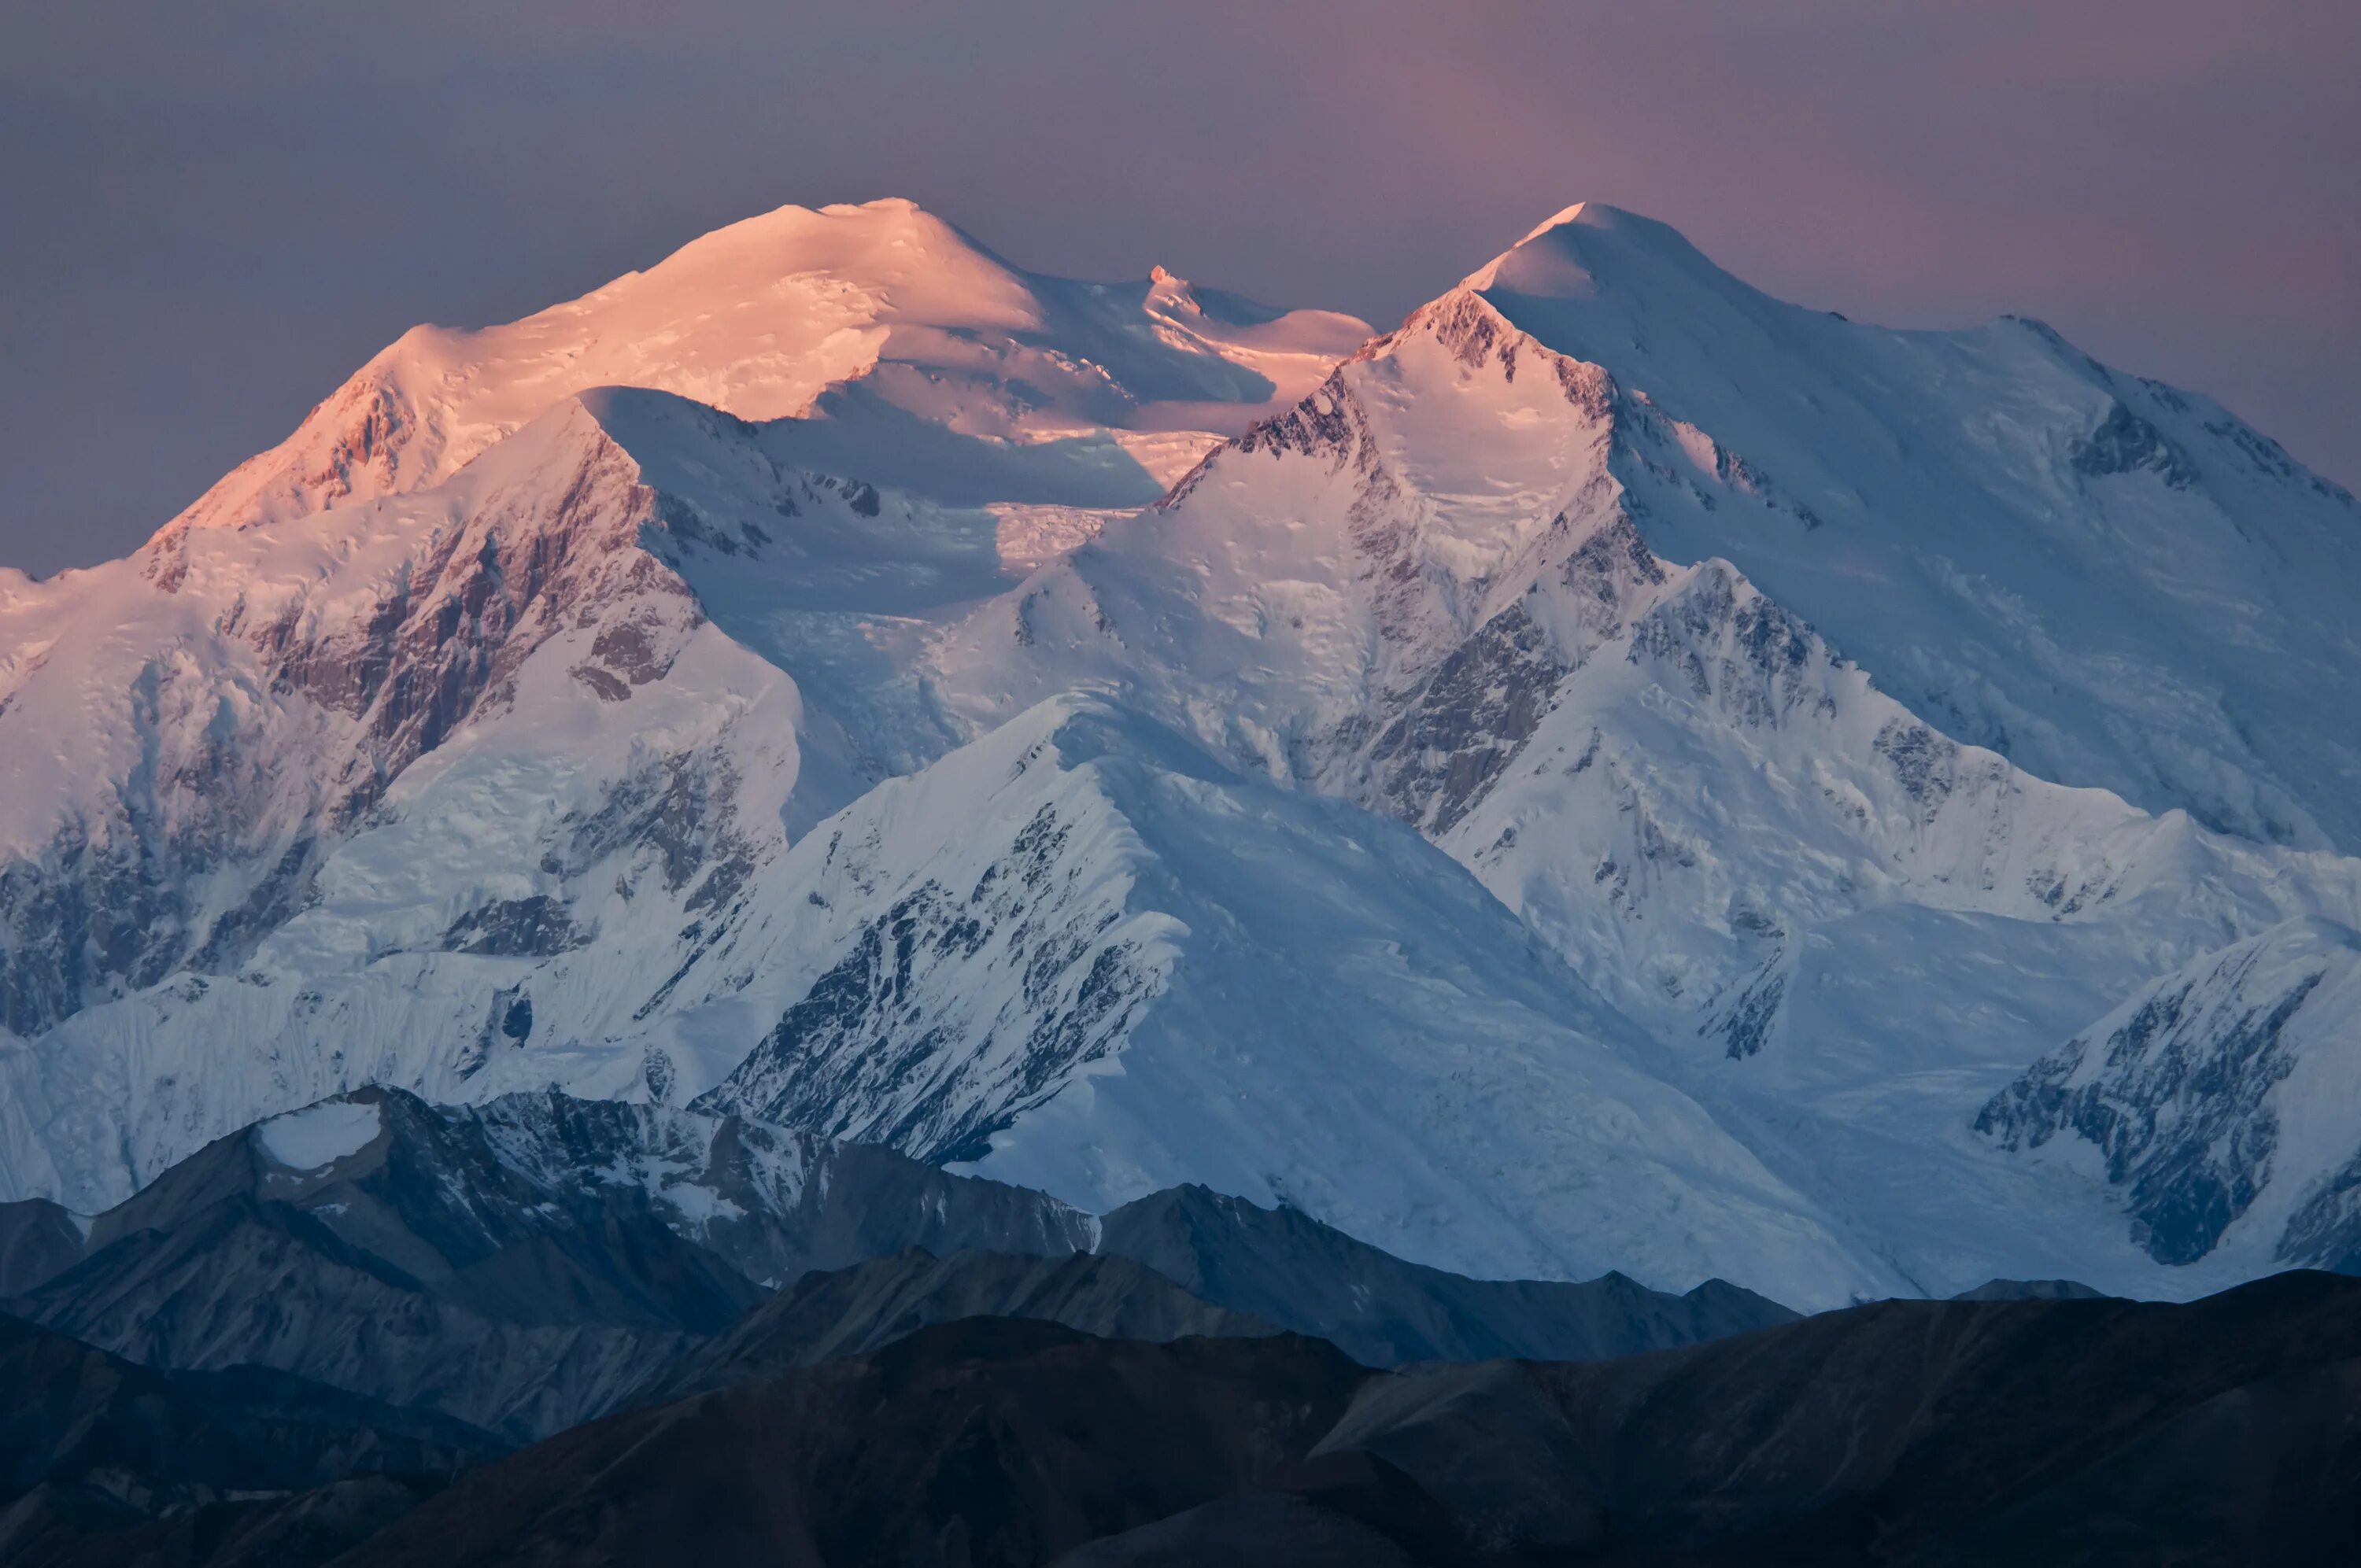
<box><xmin>3</xmin><ymin>195</ymin><xmax>2359</xmax><ymax>1310</ymax></box>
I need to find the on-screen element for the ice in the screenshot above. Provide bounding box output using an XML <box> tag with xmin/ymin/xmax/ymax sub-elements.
<box><xmin>258</xmin><ymin>1100</ymin><xmax>382</xmax><ymax>1171</ymax></box>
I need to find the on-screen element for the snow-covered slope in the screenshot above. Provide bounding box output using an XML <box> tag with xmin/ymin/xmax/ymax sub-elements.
<box><xmin>0</xmin><ymin>393</ymin><xmax>815</xmax><ymax>1064</ymax></box>
<box><xmin>1979</xmin><ymin>919</ymin><xmax>2361</xmax><ymax>1276</ymax></box>
<box><xmin>914</xmin><ymin>209</ymin><xmax>2361</xmax><ymax>1295</ymax></box>
<box><xmin>679</xmin><ymin>694</ymin><xmax>1896</xmax><ymax>1306</ymax></box>
<box><xmin>931</xmin><ymin>207</ymin><xmax>2361</xmax><ymax>848</ymax></box>
<box><xmin>5</xmin><ymin>195</ymin><xmax>2359</xmax><ymax>1310</ymax></box>
<box><xmin>0</xmin><ymin>205</ymin><xmax>1365</xmax><ymax>1128</ymax></box>
<box><xmin>1464</xmin><ymin>205</ymin><xmax>2361</xmax><ymax>851</ymax></box>
<box><xmin>164</xmin><ymin>197</ymin><xmax>1370</xmax><ymax>539</ymax></box>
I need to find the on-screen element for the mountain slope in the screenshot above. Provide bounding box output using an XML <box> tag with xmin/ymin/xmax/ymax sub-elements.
<box><xmin>0</xmin><ymin>1201</ymin><xmax>80</xmax><ymax>1297</ymax></box>
<box><xmin>0</xmin><ymin>1311</ymin><xmax>501</xmax><ymax>1568</ymax></box>
<box><xmin>1979</xmin><ymin>917</ymin><xmax>2361</xmax><ymax>1276</ymax></box>
<box><xmin>337</xmin><ymin>1320</ymin><xmax>1373</xmax><ymax>1568</ymax></box>
<box><xmin>1465</xmin><ymin>203</ymin><xmax>2361</xmax><ymax>851</ymax></box>
<box><xmin>6</xmin><ymin>196</ymin><xmax>2361</xmax><ymax>1311</ymax></box>
<box><xmin>2</xmin><ymin>1085</ymin><xmax>1096</xmax><ymax>1437</ymax></box>
<box><xmin>1092</xmin><ymin>1183</ymin><xmax>1798</xmax><ymax>1368</ymax></box>
<box><xmin>162</xmin><ymin>197</ymin><xmax>1370</xmax><ymax>539</ymax></box>
<box><xmin>320</xmin><ymin>1275</ymin><xmax>2361</xmax><ymax>1568</ymax></box>
<box><xmin>652</xmin><ymin>1247</ymin><xmax>1277</xmax><ymax>1400</ymax></box>
<box><xmin>0</xmin><ymin>1310</ymin><xmax>502</xmax><ymax>1493</ymax></box>
<box><xmin>6</xmin><ymin>1087</ymin><xmax>762</xmax><ymax>1439</ymax></box>
<box><xmin>681</xmin><ymin>692</ymin><xmax>1897</xmax><ymax>1307</ymax></box>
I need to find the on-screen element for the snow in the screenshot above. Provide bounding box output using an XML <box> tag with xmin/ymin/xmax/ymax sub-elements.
<box><xmin>688</xmin><ymin>692</ymin><xmax>1900</xmax><ymax>1308</ymax></box>
<box><xmin>1977</xmin><ymin>917</ymin><xmax>2361</xmax><ymax>1280</ymax></box>
<box><xmin>257</xmin><ymin>1099</ymin><xmax>382</xmax><ymax>1171</ymax></box>
<box><xmin>1461</xmin><ymin>201</ymin><xmax>2361</xmax><ymax>850</ymax></box>
<box><xmin>3</xmin><ymin>194</ymin><xmax>2359</xmax><ymax>1312</ymax></box>
<box><xmin>909</xmin><ymin>225</ymin><xmax>2361</xmax><ymax>1299</ymax></box>
<box><xmin>161</xmin><ymin>197</ymin><xmax>1371</xmax><ymax>542</ymax></box>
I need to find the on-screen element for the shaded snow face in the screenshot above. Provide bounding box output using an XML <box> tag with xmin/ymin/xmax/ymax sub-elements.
<box><xmin>6</xmin><ymin>197</ymin><xmax>2361</xmax><ymax>1312</ymax></box>
<box><xmin>257</xmin><ymin>1099</ymin><xmax>383</xmax><ymax>1171</ymax></box>
<box><xmin>1465</xmin><ymin>204</ymin><xmax>2361</xmax><ymax>854</ymax></box>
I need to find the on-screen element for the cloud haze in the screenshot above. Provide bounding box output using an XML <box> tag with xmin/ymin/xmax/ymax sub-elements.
<box><xmin>5</xmin><ymin>1</ymin><xmax>2355</xmax><ymax>575</ymax></box>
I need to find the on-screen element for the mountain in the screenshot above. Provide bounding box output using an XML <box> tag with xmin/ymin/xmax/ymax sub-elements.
<box><xmin>916</xmin><ymin>205</ymin><xmax>2361</xmax><ymax>1296</ymax></box>
<box><xmin>652</xmin><ymin>1247</ymin><xmax>1279</xmax><ymax>1400</ymax></box>
<box><xmin>0</xmin><ymin>1310</ymin><xmax>501</xmax><ymax>1568</ymax></box>
<box><xmin>1091</xmin><ymin>1183</ymin><xmax>1798</xmax><ymax>1367</ymax></box>
<box><xmin>5</xmin><ymin>195</ymin><xmax>2361</xmax><ymax>1308</ymax></box>
<box><xmin>1</xmin><ymin>1085</ymin><xmax>1096</xmax><ymax>1438</ymax></box>
<box><xmin>656</xmin><ymin>1182</ymin><xmax>1803</xmax><ymax>1393</ymax></box>
<box><xmin>313</xmin><ymin>1272</ymin><xmax>2361</xmax><ymax>1566</ymax></box>
<box><xmin>161</xmin><ymin>197</ymin><xmax>1370</xmax><ymax>539</ymax></box>
<box><xmin>6</xmin><ymin>1085</ymin><xmax>1800</xmax><ymax>1446</ymax></box>
<box><xmin>1979</xmin><ymin>917</ymin><xmax>2361</xmax><ymax>1276</ymax></box>
<box><xmin>6</xmin><ymin>1087</ymin><xmax>758</xmax><ymax>1440</ymax></box>
<box><xmin>0</xmin><ymin>207</ymin><xmax>1367</xmax><ymax>1208</ymax></box>
<box><xmin>681</xmin><ymin>693</ymin><xmax>1895</xmax><ymax>1306</ymax></box>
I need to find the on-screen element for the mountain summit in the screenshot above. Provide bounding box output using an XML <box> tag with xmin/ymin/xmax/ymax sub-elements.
<box><xmin>3</xmin><ymin>198</ymin><xmax>2359</xmax><ymax>1311</ymax></box>
<box><xmin>161</xmin><ymin>197</ymin><xmax>1372</xmax><ymax>540</ymax></box>
<box><xmin>1455</xmin><ymin>201</ymin><xmax>2361</xmax><ymax>851</ymax></box>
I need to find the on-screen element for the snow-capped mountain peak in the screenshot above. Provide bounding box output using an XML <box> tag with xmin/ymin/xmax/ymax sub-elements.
<box><xmin>158</xmin><ymin>197</ymin><xmax>1372</xmax><ymax>541</ymax></box>
<box><xmin>8</xmin><ymin>194</ymin><xmax>2361</xmax><ymax>1315</ymax></box>
<box><xmin>1447</xmin><ymin>202</ymin><xmax>2361</xmax><ymax>851</ymax></box>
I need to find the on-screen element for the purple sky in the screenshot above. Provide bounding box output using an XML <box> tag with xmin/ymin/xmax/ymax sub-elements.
<box><xmin>6</xmin><ymin>1</ymin><xmax>2355</xmax><ymax>577</ymax></box>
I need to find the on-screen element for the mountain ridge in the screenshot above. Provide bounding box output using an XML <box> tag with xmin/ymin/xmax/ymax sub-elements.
<box><xmin>3</xmin><ymin>196</ymin><xmax>2359</xmax><ymax>1312</ymax></box>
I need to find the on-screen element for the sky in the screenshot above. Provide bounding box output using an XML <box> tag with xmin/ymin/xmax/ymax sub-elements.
<box><xmin>4</xmin><ymin>1</ymin><xmax>2355</xmax><ymax>577</ymax></box>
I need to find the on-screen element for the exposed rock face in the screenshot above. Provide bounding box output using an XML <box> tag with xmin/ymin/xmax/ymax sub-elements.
<box><xmin>2072</xmin><ymin>398</ymin><xmax>2198</xmax><ymax>489</ymax></box>
<box><xmin>690</xmin><ymin>798</ymin><xmax>1165</xmax><ymax>1164</ymax></box>
<box><xmin>1979</xmin><ymin>920</ymin><xmax>2361</xmax><ymax>1270</ymax></box>
<box><xmin>1</xmin><ymin>1086</ymin><xmax>1103</xmax><ymax>1438</ymax></box>
<box><xmin>1362</xmin><ymin>599</ymin><xmax>1568</xmax><ymax>836</ymax></box>
<box><xmin>460</xmin><ymin>1089</ymin><xmax>1099</xmax><ymax>1289</ymax></box>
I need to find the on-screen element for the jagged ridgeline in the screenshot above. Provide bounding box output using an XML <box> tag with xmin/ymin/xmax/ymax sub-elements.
<box><xmin>2</xmin><ymin>197</ymin><xmax>2359</xmax><ymax>1318</ymax></box>
<box><xmin>0</xmin><ymin>1086</ymin><xmax>1797</xmax><ymax>1444</ymax></box>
